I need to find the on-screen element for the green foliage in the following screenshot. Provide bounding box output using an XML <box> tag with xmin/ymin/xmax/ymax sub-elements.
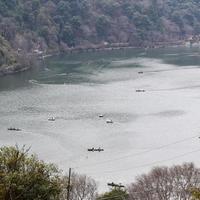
<box><xmin>2</xmin><ymin>0</ymin><xmax>200</xmax><ymax>70</ymax></box>
<box><xmin>1</xmin><ymin>0</ymin><xmax>200</xmax><ymax>53</ymax></box>
<box><xmin>97</xmin><ymin>188</ymin><xmax>128</xmax><ymax>200</ymax></box>
<box><xmin>97</xmin><ymin>0</ymin><xmax>120</xmax><ymax>17</ymax></box>
<box><xmin>61</xmin><ymin>25</ymin><xmax>75</xmax><ymax>46</ymax></box>
<box><xmin>96</xmin><ymin>15</ymin><xmax>110</xmax><ymax>38</ymax></box>
<box><xmin>0</xmin><ymin>145</ymin><xmax>61</xmax><ymax>200</ymax></box>
<box><xmin>191</xmin><ymin>188</ymin><xmax>200</xmax><ymax>199</ymax></box>
<box><xmin>71</xmin><ymin>16</ymin><xmax>81</xmax><ymax>30</ymax></box>
<box><xmin>0</xmin><ymin>35</ymin><xmax>17</xmax><ymax>67</ymax></box>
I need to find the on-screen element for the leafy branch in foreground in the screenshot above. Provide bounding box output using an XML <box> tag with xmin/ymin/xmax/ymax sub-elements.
<box><xmin>0</xmin><ymin>145</ymin><xmax>61</xmax><ymax>200</ymax></box>
<box><xmin>97</xmin><ymin>188</ymin><xmax>129</xmax><ymax>200</ymax></box>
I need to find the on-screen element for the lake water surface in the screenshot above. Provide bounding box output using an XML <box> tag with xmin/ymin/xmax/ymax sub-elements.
<box><xmin>1</xmin><ymin>46</ymin><xmax>200</xmax><ymax>191</ymax></box>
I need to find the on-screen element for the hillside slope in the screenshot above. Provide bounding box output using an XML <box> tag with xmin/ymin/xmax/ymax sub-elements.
<box><xmin>0</xmin><ymin>0</ymin><xmax>200</xmax><ymax>73</ymax></box>
<box><xmin>0</xmin><ymin>36</ymin><xmax>19</xmax><ymax>75</ymax></box>
<box><xmin>0</xmin><ymin>36</ymin><xmax>32</xmax><ymax>75</ymax></box>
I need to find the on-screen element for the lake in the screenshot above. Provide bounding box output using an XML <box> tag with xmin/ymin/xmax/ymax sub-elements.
<box><xmin>1</xmin><ymin>46</ymin><xmax>200</xmax><ymax>191</ymax></box>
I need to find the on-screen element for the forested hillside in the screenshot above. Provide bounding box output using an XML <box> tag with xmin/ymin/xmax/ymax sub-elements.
<box><xmin>0</xmin><ymin>36</ymin><xmax>16</xmax><ymax>68</ymax></box>
<box><xmin>1</xmin><ymin>0</ymin><xmax>200</xmax><ymax>71</ymax></box>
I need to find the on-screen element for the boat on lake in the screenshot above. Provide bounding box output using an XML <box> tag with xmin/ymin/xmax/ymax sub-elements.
<box><xmin>8</xmin><ymin>128</ymin><xmax>21</xmax><ymax>131</ymax></box>
<box><xmin>88</xmin><ymin>147</ymin><xmax>104</xmax><ymax>152</ymax></box>
<box><xmin>106</xmin><ymin>119</ymin><xmax>113</xmax><ymax>123</ymax></box>
<box><xmin>48</xmin><ymin>117</ymin><xmax>56</xmax><ymax>121</ymax></box>
<box><xmin>136</xmin><ymin>89</ymin><xmax>146</xmax><ymax>92</ymax></box>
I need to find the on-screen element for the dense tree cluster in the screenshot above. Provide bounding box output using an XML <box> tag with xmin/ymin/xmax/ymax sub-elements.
<box><xmin>1</xmin><ymin>0</ymin><xmax>200</xmax><ymax>71</ymax></box>
<box><xmin>0</xmin><ymin>146</ymin><xmax>98</xmax><ymax>200</ymax></box>
<box><xmin>0</xmin><ymin>146</ymin><xmax>61</xmax><ymax>200</ymax></box>
<box><xmin>60</xmin><ymin>173</ymin><xmax>97</xmax><ymax>200</ymax></box>
<box><xmin>97</xmin><ymin>188</ymin><xmax>129</xmax><ymax>200</ymax></box>
<box><xmin>1</xmin><ymin>146</ymin><xmax>200</xmax><ymax>200</ymax></box>
<box><xmin>128</xmin><ymin>163</ymin><xmax>200</xmax><ymax>200</ymax></box>
<box><xmin>0</xmin><ymin>36</ymin><xmax>17</xmax><ymax>68</ymax></box>
<box><xmin>1</xmin><ymin>0</ymin><xmax>200</xmax><ymax>54</ymax></box>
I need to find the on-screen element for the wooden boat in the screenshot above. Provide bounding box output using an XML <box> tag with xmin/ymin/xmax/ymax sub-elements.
<box><xmin>88</xmin><ymin>147</ymin><xmax>104</xmax><ymax>152</ymax></box>
<box><xmin>8</xmin><ymin>128</ymin><xmax>21</xmax><ymax>131</ymax></box>
<box><xmin>136</xmin><ymin>89</ymin><xmax>146</xmax><ymax>92</ymax></box>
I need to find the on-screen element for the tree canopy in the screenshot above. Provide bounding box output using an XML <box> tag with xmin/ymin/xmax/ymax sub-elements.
<box><xmin>128</xmin><ymin>163</ymin><xmax>200</xmax><ymax>200</ymax></box>
<box><xmin>1</xmin><ymin>0</ymin><xmax>200</xmax><ymax>52</ymax></box>
<box><xmin>2</xmin><ymin>0</ymin><xmax>200</xmax><ymax>71</ymax></box>
<box><xmin>0</xmin><ymin>146</ymin><xmax>61</xmax><ymax>200</ymax></box>
<box><xmin>97</xmin><ymin>188</ymin><xmax>128</xmax><ymax>200</ymax></box>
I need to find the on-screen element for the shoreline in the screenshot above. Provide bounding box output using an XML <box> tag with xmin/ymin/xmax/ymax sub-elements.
<box><xmin>0</xmin><ymin>64</ymin><xmax>31</xmax><ymax>77</ymax></box>
<box><xmin>0</xmin><ymin>40</ymin><xmax>188</xmax><ymax>77</ymax></box>
<box><xmin>61</xmin><ymin>40</ymin><xmax>186</xmax><ymax>54</ymax></box>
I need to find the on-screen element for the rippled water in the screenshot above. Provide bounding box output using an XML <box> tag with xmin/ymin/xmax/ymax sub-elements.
<box><xmin>1</xmin><ymin>46</ymin><xmax>200</xmax><ymax>191</ymax></box>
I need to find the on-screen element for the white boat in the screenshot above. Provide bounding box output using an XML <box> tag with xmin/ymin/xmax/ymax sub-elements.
<box><xmin>48</xmin><ymin>117</ymin><xmax>55</xmax><ymax>121</ymax></box>
<box><xmin>99</xmin><ymin>114</ymin><xmax>104</xmax><ymax>118</ymax></box>
<box><xmin>106</xmin><ymin>119</ymin><xmax>113</xmax><ymax>123</ymax></box>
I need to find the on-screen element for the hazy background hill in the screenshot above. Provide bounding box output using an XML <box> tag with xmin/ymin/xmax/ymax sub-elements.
<box><xmin>1</xmin><ymin>0</ymin><xmax>200</xmax><ymax>69</ymax></box>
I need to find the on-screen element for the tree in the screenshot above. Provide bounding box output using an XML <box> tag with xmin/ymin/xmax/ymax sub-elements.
<box><xmin>96</xmin><ymin>15</ymin><xmax>110</xmax><ymax>38</ymax></box>
<box><xmin>0</xmin><ymin>145</ymin><xmax>61</xmax><ymax>200</ymax></box>
<box><xmin>128</xmin><ymin>163</ymin><xmax>200</xmax><ymax>200</ymax></box>
<box><xmin>97</xmin><ymin>188</ymin><xmax>129</xmax><ymax>200</ymax></box>
<box><xmin>191</xmin><ymin>188</ymin><xmax>200</xmax><ymax>199</ymax></box>
<box><xmin>71</xmin><ymin>16</ymin><xmax>81</xmax><ymax>31</ymax></box>
<box><xmin>61</xmin><ymin>25</ymin><xmax>75</xmax><ymax>47</ymax></box>
<box><xmin>60</xmin><ymin>173</ymin><xmax>98</xmax><ymax>200</ymax></box>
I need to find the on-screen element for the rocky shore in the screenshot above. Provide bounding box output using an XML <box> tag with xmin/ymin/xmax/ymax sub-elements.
<box><xmin>0</xmin><ymin>64</ymin><xmax>31</xmax><ymax>76</ymax></box>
